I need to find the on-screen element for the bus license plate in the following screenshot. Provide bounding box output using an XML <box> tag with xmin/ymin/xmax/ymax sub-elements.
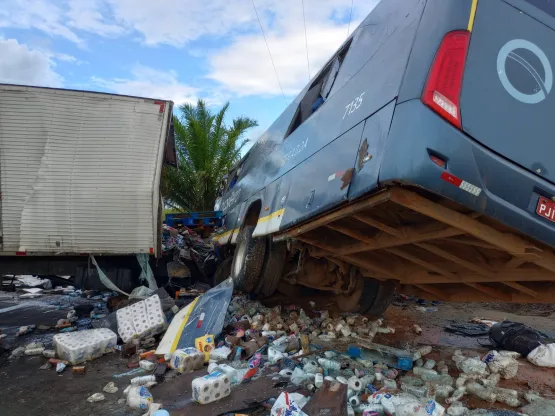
<box><xmin>537</xmin><ymin>196</ymin><xmax>555</xmax><ymax>223</ymax></box>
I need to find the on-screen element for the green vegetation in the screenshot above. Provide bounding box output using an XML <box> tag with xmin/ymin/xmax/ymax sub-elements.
<box><xmin>162</xmin><ymin>99</ymin><xmax>257</xmax><ymax>211</ymax></box>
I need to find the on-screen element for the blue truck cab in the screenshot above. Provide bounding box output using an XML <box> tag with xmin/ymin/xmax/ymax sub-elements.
<box><xmin>214</xmin><ymin>0</ymin><xmax>555</xmax><ymax>313</ymax></box>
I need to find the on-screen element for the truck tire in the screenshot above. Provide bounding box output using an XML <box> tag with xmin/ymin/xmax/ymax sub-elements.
<box><xmin>231</xmin><ymin>225</ymin><xmax>266</xmax><ymax>292</ymax></box>
<box><xmin>255</xmin><ymin>240</ymin><xmax>287</xmax><ymax>297</ymax></box>
<box><xmin>360</xmin><ymin>278</ymin><xmax>397</xmax><ymax>317</ymax></box>
<box><xmin>212</xmin><ymin>257</ymin><xmax>232</xmax><ymax>287</ymax></box>
<box><xmin>336</xmin><ymin>277</ymin><xmax>396</xmax><ymax>316</ymax></box>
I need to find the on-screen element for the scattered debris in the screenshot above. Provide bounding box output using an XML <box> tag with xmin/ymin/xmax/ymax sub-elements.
<box><xmin>87</xmin><ymin>393</ymin><xmax>105</xmax><ymax>403</ymax></box>
<box><xmin>103</xmin><ymin>382</ymin><xmax>118</xmax><ymax>394</ymax></box>
<box><xmin>127</xmin><ymin>386</ymin><xmax>153</xmax><ymax>410</ymax></box>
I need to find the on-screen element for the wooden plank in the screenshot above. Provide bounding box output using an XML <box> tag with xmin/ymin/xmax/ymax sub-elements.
<box><xmin>447</xmin><ymin>236</ymin><xmax>500</xmax><ymax>250</ymax></box>
<box><xmin>390</xmin><ymin>188</ymin><xmax>555</xmax><ymax>276</ymax></box>
<box><xmin>464</xmin><ymin>283</ymin><xmax>512</xmax><ymax>301</ymax></box>
<box><xmin>385</xmin><ymin>247</ymin><xmax>458</xmax><ymax>279</ymax></box>
<box><xmin>297</xmin><ymin>235</ymin><xmax>403</xmax><ymax>280</ymax></box>
<box><xmin>402</xmin><ymin>269</ymin><xmax>555</xmax><ymax>284</ymax></box>
<box><xmin>278</xmin><ymin>190</ymin><xmax>391</xmax><ymax>239</ymax></box>
<box><xmin>503</xmin><ymin>282</ymin><xmax>541</xmax><ymax>299</ymax></box>
<box><xmin>336</xmin><ymin>223</ymin><xmax>466</xmax><ymax>256</ymax></box>
<box><xmin>503</xmin><ymin>257</ymin><xmax>528</xmax><ymax>270</ymax></box>
<box><xmin>352</xmin><ymin>214</ymin><xmax>403</xmax><ymax>237</ymax></box>
<box><xmin>415</xmin><ymin>242</ymin><xmax>495</xmax><ymax>277</ymax></box>
<box><xmin>390</xmin><ymin>188</ymin><xmax>538</xmax><ymax>256</ymax></box>
<box><xmin>326</xmin><ymin>223</ymin><xmax>374</xmax><ymax>245</ymax></box>
<box><xmin>400</xmin><ymin>284</ymin><xmax>551</xmax><ymax>303</ymax></box>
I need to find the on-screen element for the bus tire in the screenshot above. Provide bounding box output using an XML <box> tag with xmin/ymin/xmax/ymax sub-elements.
<box><xmin>231</xmin><ymin>225</ymin><xmax>266</xmax><ymax>292</ymax></box>
<box><xmin>336</xmin><ymin>277</ymin><xmax>396</xmax><ymax>316</ymax></box>
<box><xmin>255</xmin><ymin>239</ymin><xmax>287</xmax><ymax>297</ymax></box>
<box><xmin>359</xmin><ymin>278</ymin><xmax>397</xmax><ymax>316</ymax></box>
<box><xmin>212</xmin><ymin>257</ymin><xmax>232</xmax><ymax>287</ymax></box>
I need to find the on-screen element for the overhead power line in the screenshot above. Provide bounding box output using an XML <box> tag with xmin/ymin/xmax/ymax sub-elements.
<box><xmin>251</xmin><ymin>0</ymin><xmax>288</xmax><ymax>105</ymax></box>
<box><xmin>346</xmin><ymin>0</ymin><xmax>354</xmax><ymax>37</ymax></box>
<box><xmin>301</xmin><ymin>0</ymin><xmax>311</xmax><ymax>81</ymax></box>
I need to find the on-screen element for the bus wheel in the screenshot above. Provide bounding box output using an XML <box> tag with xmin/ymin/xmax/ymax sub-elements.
<box><xmin>212</xmin><ymin>257</ymin><xmax>232</xmax><ymax>287</ymax></box>
<box><xmin>255</xmin><ymin>240</ymin><xmax>287</xmax><ymax>297</ymax></box>
<box><xmin>231</xmin><ymin>225</ymin><xmax>266</xmax><ymax>292</ymax></box>
<box><xmin>336</xmin><ymin>277</ymin><xmax>396</xmax><ymax>315</ymax></box>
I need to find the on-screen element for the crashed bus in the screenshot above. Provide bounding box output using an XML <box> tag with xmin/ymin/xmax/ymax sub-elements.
<box><xmin>213</xmin><ymin>0</ymin><xmax>555</xmax><ymax>315</ymax></box>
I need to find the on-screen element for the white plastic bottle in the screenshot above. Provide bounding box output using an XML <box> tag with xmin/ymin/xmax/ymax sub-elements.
<box><xmin>318</xmin><ymin>358</ymin><xmax>341</xmax><ymax>370</ymax></box>
<box><xmin>315</xmin><ymin>373</ymin><xmax>324</xmax><ymax>388</ymax></box>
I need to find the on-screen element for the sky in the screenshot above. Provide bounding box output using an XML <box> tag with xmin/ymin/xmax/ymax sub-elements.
<box><xmin>0</xmin><ymin>0</ymin><xmax>379</xmax><ymax>151</ymax></box>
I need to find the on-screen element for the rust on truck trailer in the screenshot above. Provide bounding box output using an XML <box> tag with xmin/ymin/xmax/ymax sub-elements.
<box><xmin>275</xmin><ymin>186</ymin><xmax>555</xmax><ymax>303</ymax></box>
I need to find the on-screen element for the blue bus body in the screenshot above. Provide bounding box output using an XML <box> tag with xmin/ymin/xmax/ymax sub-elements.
<box><xmin>215</xmin><ymin>0</ymin><xmax>555</xmax><ymax>264</ymax></box>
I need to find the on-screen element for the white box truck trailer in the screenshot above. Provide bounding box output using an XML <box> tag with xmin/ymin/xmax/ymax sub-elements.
<box><xmin>0</xmin><ymin>85</ymin><xmax>177</xmax><ymax>290</ymax></box>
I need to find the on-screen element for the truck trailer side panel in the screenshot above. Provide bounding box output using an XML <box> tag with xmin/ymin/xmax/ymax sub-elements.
<box><xmin>0</xmin><ymin>85</ymin><xmax>171</xmax><ymax>255</ymax></box>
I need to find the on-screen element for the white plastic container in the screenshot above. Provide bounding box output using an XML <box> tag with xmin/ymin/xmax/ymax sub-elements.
<box><xmin>315</xmin><ymin>373</ymin><xmax>324</xmax><ymax>388</ymax></box>
<box><xmin>192</xmin><ymin>371</ymin><xmax>231</xmax><ymax>404</ymax></box>
<box><xmin>170</xmin><ymin>348</ymin><xmax>205</xmax><ymax>373</ymax></box>
<box><xmin>53</xmin><ymin>328</ymin><xmax>117</xmax><ymax>365</ymax></box>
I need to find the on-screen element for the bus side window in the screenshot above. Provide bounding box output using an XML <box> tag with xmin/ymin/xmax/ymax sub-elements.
<box><xmin>285</xmin><ymin>38</ymin><xmax>353</xmax><ymax>139</ymax></box>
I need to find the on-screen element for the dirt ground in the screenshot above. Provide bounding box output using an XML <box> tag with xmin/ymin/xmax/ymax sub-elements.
<box><xmin>1</xmin><ymin>290</ymin><xmax>555</xmax><ymax>415</ymax></box>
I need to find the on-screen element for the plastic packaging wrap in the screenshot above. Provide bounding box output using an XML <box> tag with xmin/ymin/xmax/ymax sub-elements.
<box><xmin>117</xmin><ymin>294</ymin><xmax>167</xmax><ymax>343</ymax></box>
<box><xmin>53</xmin><ymin>328</ymin><xmax>117</xmax><ymax>364</ymax></box>
<box><xmin>192</xmin><ymin>371</ymin><xmax>231</xmax><ymax>404</ymax></box>
<box><xmin>170</xmin><ymin>348</ymin><xmax>205</xmax><ymax>373</ymax></box>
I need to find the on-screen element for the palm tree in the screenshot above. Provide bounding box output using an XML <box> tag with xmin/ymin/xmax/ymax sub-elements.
<box><xmin>162</xmin><ymin>99</ymin><xmax>257</xmax><ymax>211</ymax></box>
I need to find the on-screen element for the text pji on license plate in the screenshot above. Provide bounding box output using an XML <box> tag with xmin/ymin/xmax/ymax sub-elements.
<box><xmin>536</xmin><ymin>196</ymin><xmax>555</xmax><ymax>223</ymax></box>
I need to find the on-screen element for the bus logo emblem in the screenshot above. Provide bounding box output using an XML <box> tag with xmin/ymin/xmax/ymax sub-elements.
<box><xmin>497</xmin><ymin>39</ymin><xmax>552</xmax><ymax>104</ymax></box>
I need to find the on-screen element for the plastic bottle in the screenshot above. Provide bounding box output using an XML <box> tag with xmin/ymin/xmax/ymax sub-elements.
<box><xmin>446</xmin><ymin>387</ymin><xmax>466</xmax><ymax>404</ymax></box>
<box><xmin>192</xmin><ymin>371</ymin><xmax>231</xmax><ymax>404</ymax></box>
<box><xmin>324</xmin><ymin>376</ymin><xmax>335</xmax><ymax>382</ymax></box>
<box><xmin>318</xmin><ymin>358</ymin><xmax>341</xmax><ymax>370</ymax></box>
<box><xmin>348</xmin><ymin>376</ymin><xmax>363</xmax><ymax>391</ymax></box>
<box><xmin>291</xmin><ymin>367</ymin><xmax>308</xmax><ymax>385</ymax></box>
<box><xmin>131</xmin><ymin>375</ymin><xmax>157</xmax><ymax>385</ymax></box>
<box><xmin>336</xmin><ymin>376</ymin><xmax>348</xmax><ymax>384</ymax></box>
<box><xmin>279</xmin><ymin>369</ymin><xmax>293</xmax><ymax>378</ymax></box>
<box><xmin>413</xmin><ymin>367</ymin><xmax>438</xmax><ymax>377</ymax></box>
<box><xmin>423</xmin><ymin>359</ymin><xmax>436</xmax><ymax>370</ymax></box>
<box><xmin>384</xmin><ymin>379</ymin><xmax>397</xmax><ymax>390</ymax></box>
<box><xmin>268</xmin><ymin>346</ymin><xmax>285</xmax><ymax>363</ymax></box>
<box><xmin>315</xmin><ymin>373</ymin><xmax>324</xmax><ymax>388</ymax></box>
<box><xmin>25</xmin><ymin>347</ymin><xmax>45</xmax><ymax>356</ymax></box>
<box><xmin>466</xmin><ymin>382</ymin><xmax>496</xmax><ymax>403</ymax></box>
<box><xmin>248</xmin><ymin>352</ymin><xmax>262</xmax><ymax>369</ymax></box>
<box><xmin>360</xmin><ymin>404</ymin><xmax>385</xmax><ymax>415</ymax></box>
<box><xmin>349</xmin><ymin>395</ymin><xmax>361</xmax><ymax>406</ymax></box>
<box><xmin>303</xmin><ymin>360</ymin><xmax>319</xmax><ymax>374</ymax></box>
<box><xmin>347</xmin><ymin>403</ymin><xmax>355</xmax><ymax>416</ymax></box>
<box><xmin>446</xmin><ymin>402</ymin><xmax>468</xmax><ymax>416</ymax></box>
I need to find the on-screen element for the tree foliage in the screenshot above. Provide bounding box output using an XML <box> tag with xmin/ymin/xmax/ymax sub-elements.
<box><xmin>162</xmin><ymin>99</ymin><xmax>257</xmax><ymax>211</ymax></box>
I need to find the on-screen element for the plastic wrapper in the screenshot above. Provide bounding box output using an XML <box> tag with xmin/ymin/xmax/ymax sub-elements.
<box><xmin>117</xmin><ymin>294</ymin><xmax>167</xmax><ymax>343</ymax></box>
<box><xmin>271</xmin><ymin>392</ymin><xmax>308</xmax><ymax>416</ymax></box>
<box><xmin>192</xmin><ymin>371</ymin><xmax>231</xmax><ymax>404</ymax></box>
<box><xmin>53</xmin><ymin>328</ymin><xmax>117</xmax><ymax>365</ymax></box>
<box><xmin>528</xmin><ymin>343</ymin><xmax>555</xmax><ymax>368</ymax></box>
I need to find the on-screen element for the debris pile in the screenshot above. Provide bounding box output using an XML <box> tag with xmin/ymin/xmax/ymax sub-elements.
<box><xmin>5</xmin><ymin>277</ymin><xmax>555</xmax><ymax>415</ymax></box>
